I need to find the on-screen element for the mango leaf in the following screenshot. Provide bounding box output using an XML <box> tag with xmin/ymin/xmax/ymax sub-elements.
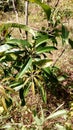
<box><xmin>0</xmin><ymin>23</ymin><xmax>35</xmax><ymax>36</ymax></box>
<box><xmin>5</xmin><ymin>49</ymin><xmax>24</xmax><ymax>55</ymax></box>
<box><xmin>40</xmin><ymin>86</ymin><xmax>47</xmax><ymax>103</ymax></box>
<box><xmin>0</xmin><ymin>44</ymin><xmax>11</xmax><ymax>53</ymax></box>
<box><xmin>55</xmin><ymin>124</ymin><xmax>66</xmax><ymax>130</ymax></box>
<box><xmin>23</xmin><ymin>83</ymin><xmax>31</xmax><ymax>97</ymax></box>
<box><xmin>13</xmin><ymin>78</ymin><xmax>30</xmax><ymax>91</ymax></box>
<box><xmin>0</xmin><ymin>56</ymin><xmax>6</xmax><ymax>62</ymax></box>
<box><xmin>0</xmin><ymin>107</ymin><xmax>4</xmax><ymax>114</ymax></box>
<box><xmin>34</xmin><ymin>77</ymin><xmax>47</xmax><ymax>103</ymax></box>
<box><xmin>46</xmin><ymin>109</ymin><xmax>68</xmax><ymax>120</ymax></box>
<box><xmin>9</xmin><ymin>53</ymin><xmax>17</xmax><ymax>60</ymax></box>
<box><xmin>2</xmin><ymin>53</ymin><xmax>17</xmax><ymax>61</ymax></box>
<box><xmin>31</xmin><ymin>81</ymin><xmax>35</xmax><ymax>96</ymax></box>
<box><xmin>61</xmin><ymin>25</ymin><xmax>69</xmax><ymax>44</ymax></box>
<box><xmin>69</xmin><ymin>39</ymin><xmax>73</xmax><ymax>49</ymax></box>
<box><xmin>13</xmin><ymin>84</ymin><xmax>24</xmax><ymax>91</ymax></box>
<box><xmin>19</xmin><ymin>88</ymin><xmax>25</xmax><ymax>106</ymax></box>
<box><xmin>33</xmin><ymin>58</ymin><xmax>52</xmax><ymax>68</ymax></box>
<box><xmin>17</xmin><ymin>58</ymin><xmax>32</xmax><ymax>79</ymax></box>
<box><xmin>1</xmin><ymin>97</ymin><xmax>8</xmax><ymax>111</ymax></box>
<box><xmin>42</xmin><ymin>67</ymin><xmax>51</xmax><ymax>75</ymax></box>
<box><xmin>36</xmin><ymin>46</ymin><xmax>57</xmax><ymax>54</ymax></box>
<box><xmin>58</xmin><ymin>75</ymin><xmax>66</xmax><ymax>82</ymax></box>
<box><xmin>6</xmin><ymin>38</ymin><xmax>31</xmax><ymax>48</ymax></box>
<box><xmin>29</xmin><ymin>0</ymin><xmax>51</xmax><ymax>20</ymax></box>
<box><xmin>35</xmin><ymin>34</ymin><xmax>49</xmax><ymax>48</ymax></box>
<box><xmin>10</xmin><ymin>82</ymin><xmax>23</xmax><ymax>88</ymax></box>
<box><xmin>5</xmin><ymin>98</ymin><xmax>12</xmax><ymax>108</ymax></box>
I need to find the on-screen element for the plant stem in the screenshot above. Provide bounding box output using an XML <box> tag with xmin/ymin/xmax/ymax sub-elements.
<box><xmin>52</xmin><ymin>49</ymin><xmax>65</xmax><ymax>67</ymax></box>
<box><xmin>12</xmin><ymin>0</ymin><xmax>18</xmax><ymax>22</ymax></box>
<box><xmin>25</xmin><ymin>0</ymin><xmax>29</xmax><ymax>40</ymax></box>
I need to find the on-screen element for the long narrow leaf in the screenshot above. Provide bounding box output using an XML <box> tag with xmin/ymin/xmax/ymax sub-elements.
<box><xmin>17</xmin><ymin>58</ymin><xmax>32</xmax><ymax>79</ymax></box>
<box><xmin>0</xmin><ymin>23</ymin><xmax>35</xmax><ymax>36</ymax></box>
<box><xmin>45</xmin><ymin>109</ymin><xmax>68</xmax><ymax>120</ymax></box>
<box><xmin>0</xmin><ymin>44</ymin><xmax>11</xmax><ymax>53</ymax></box>
<box><xmin>35</xmin><ymin>34</ymin><xmax>49</xmax><ymax>48</ymax></box>
<box><xmin>33</xmin><ymin>58</ymin><xmax>52</xmax><ymax>68</ymax></box>
<box><xmin>29</xmin><ymin>0</ymin><xmax>51</xmax><ymax>20</ymax></box>
<box><xmin>69</xmin><ymin>39</ymin><xmax>73</xmax><ymax>49</ymax></box>
<box><xmin>6</xmin><ymin>38</ymin><xmax>31</xmax><ymax>48</ymax></box>
<box><xmin>36</xmin><ymin>46</ymin><xmax>57</xmax><ymax>54</ymax></box>
<box><xmin>34</xmin><ymin>77</ymin><xmax>47</xmax><ymax>103</ymax></box>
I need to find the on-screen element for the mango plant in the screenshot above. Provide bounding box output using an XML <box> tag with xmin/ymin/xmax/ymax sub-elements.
<box><xmin>0</xmin><ymin>1</ymin><xmax>73</xmax><ymax>110</ymax></box>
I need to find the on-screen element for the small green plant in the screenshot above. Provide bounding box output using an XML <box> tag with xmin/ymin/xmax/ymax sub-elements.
<box><xmin>0</xmin><ymin>0</ymin><xmax>73</xmax><ymax>110</ymax></box>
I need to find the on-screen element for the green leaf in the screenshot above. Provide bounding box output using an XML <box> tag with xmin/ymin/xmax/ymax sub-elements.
<box><xmin>58</xmin><ymin>75</ymin><xmax>66</xmax><ymax>82</ymax></box>
<box><xmin>19</xmin><ymin>88</ymin><xmax>25</xmax><ymax>106</ymax></box>
<box><xmin>0</xmin><ymin>23</ymin><xmax>35</xmax><ymax>36</ymax></box>
<box><xmin>29</xmin><ymin>0</ymin><xmax>51</xmax><ymax>20</ymax></box>
<box><xmin>34</xmin><ymin>77</ymin><xmax>47</xmax><ymax>103</ymax></box>
<box><xmin>17</xmin><ymin>58</ymin><xmax>32</xmax><ymax>79</ymax></box>
<box><xmin>35</xmin><ymin>34</ymin><xmax>49</xmax><ymax>48</ymax></box>
<box><xmin>62</xmin><ymin>25</ymin><xmax>69</xmax><ymax>44</ymax></box>
<box><xmin>23</xmin><ymin>84</ymin><xmax>30</xmax><ymax>97</ymax></box>
<box><xmin>2</xmin><ymin>53</ymin><xmax>17</xmax><ymax>61</ymax></box>
<box><xmin>0</xmin><ymin>56</ymin><xmax>6</xmax><ymax>62</ymax></box>
<box><xmin>6</xmin><ymin>38</ymin><xmax>31</xmax><ymax>48</ymax></box>
<box><xmin>10</xmin><ymin>82</ymin><xmax>23</xmax><ymax>88</ymax></box>
<box><xmin>33</xmin><ymin>58</ymin><xmax>52</xmax><ymax>68</ymax></box>
<box><xmin>69</xmin><ymin>39</ymin><xmax>73</xmax><ymax>49</ymax></box>
<box><xmin>5</xmin><ymin>98</ymin><xmax>12</xmax><ymax>108</ymax></box>
<box><xmin>36</xmin><ymin>46</ymin><xmax>57</xmax><ymax>54</ymax></box>
<box><xmin>39</xmin><ymin>2</ymin><xmax>51</xmax><ymax>20</ymax></box>
<box><xmin>40</xmin><ymin>86</ymin><xmax>47</xmax><ymax>103</ymax></box>
<box><xmin>42</xmin><ymin>67</ymin><xmax>51</xmax><ymax>75</ymax></box>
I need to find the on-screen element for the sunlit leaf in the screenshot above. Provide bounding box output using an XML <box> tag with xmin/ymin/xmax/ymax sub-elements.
<box><xmin>0</xmin><ymin>85</ymin><xmax>9</xmax><ymax>99</ymax></box>
<box><xmin>13</xmin><ymin>84</ymin><xmax>24</xmax><ymax>91</ymax></box>
<box><xmin>5</xmin><ymin>48</ymin><xmax>24</xmax><ymax>55</ymax></box>
<box><xmin>58</xmin><ymin>76</ymin><xmax>66</xmax><ymax>82</ymax></box>
<box><xmin>33</xmin><ymin>58</ymin><xmax>53</xmax><ymax>68</ymax></box>
<box><xmin>46</xmin><ymin>109</ymin><xmax>68</xmax><ymax>120</ymax></box>
<box><xmin>17</xmin><ymin>58</ymin><xmax>32</xmax><ymax>79</ymax></box>
<box><xmin>0</xmin><ymin>22</ymin><xmax>35</xmax><ymax>36</ymax></box>
<box><xmin>31</xmin><ymin>81</ymin><xmax>35</xmax><ymax>96</ymax></box>
<box><xmin>1</xmin><ymin>97</ymin><xmax>8</xmax><ymax>111</ymax></box>
<box><xmin>23</xmin><ymin>84</ymin><xmax>30</xmax><ymax>97</ymax></box>
<box><xmin>40</xmin><ymin>86</ymin><xmax>47</xmax><ymax>103</ymax></box>
<box><xmin>0</xmin><ymin>44</ymin><xmax>11</xmax><ymax>53</ymax></box>
<box><xmin>6</xmin><ymin>38</ymin><xmax>31</xmax><ymax>48</ymax></box>
<box><xmin>0</xmin><ymin>106</ymin><xmax>4</xmax><ymax>114</ymax></box>
<box><xmin>55</xmin><ymin>124</ymin><xmax>66</xmax><ymax>130</ymax></box>
<box><xmin>34</xmin><ymin>77</ymin><xmax>47</xmax><ymax>103</ymax></box>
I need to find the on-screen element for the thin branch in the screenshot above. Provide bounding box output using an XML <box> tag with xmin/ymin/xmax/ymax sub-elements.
<box><xmin>54</xmin><ymin>0</ymin><xmax>60</xmax><ymax>8</ymax></box>
<box><xmin>25</xmin><ymin>0</ymin><xmax>29</xmax><ymax>40</ymax></box>
<box><xmin>52</xmin><ymin>49</ymin><xmax>65</xmax><ymax>67</ymax></box>
<box><xmin>12</xmin><ymin>0</ymin><xmax>19</xmax><ymax>22</ymax></box>
<box><xmin>12</xmin><ymin>0</ymin><xmax>23</xmax><ymax>38</ymax></box>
